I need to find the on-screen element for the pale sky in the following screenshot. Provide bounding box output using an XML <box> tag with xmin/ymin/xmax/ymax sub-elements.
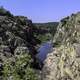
<box><xmin>0</xmin><ymin>0</ymin><xmax>80</xmax><ymax>22</ymax></box>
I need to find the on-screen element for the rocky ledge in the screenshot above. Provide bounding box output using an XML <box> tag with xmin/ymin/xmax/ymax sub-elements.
<box><xmin>42</xmin><ymin>12</ymin><xmax>80</xmax><ymax>80</ymax></box>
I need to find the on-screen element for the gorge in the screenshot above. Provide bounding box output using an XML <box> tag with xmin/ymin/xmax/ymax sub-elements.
<box><xmin>1</xmin><ymin>7</ymin><xmax>80</xmax><ymax>80</ymax></box>
<box><xmin>0</xmin><ymin>7</ymin><xmax>57</xmax><ymax>80</ymax></box>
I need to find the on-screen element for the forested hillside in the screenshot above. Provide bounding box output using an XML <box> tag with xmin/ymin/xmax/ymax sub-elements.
<box><xmin>34</xmin><ymin>22</ymin><xmax>58</xmax><ymax>43</ymax></box>
<box><xmin>34</xmin><ymin>22</ymin><xmax>58</xmax><ymax>35</ymax></box>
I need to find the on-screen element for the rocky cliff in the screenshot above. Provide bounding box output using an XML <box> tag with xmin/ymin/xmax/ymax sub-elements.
<box><xmin>42</xmin><ymin>12</ymin><xmax>80</xmax><ymax>80</ymax></box>
<box><xmin>0</xmin><ymin>7</ymin><xmax>42</xmax><ymax>80</ymax></box>
<box><xmin>0</xmin><ymin>7</ymin><xmax>41</xmax><ymax>57</ymax></box>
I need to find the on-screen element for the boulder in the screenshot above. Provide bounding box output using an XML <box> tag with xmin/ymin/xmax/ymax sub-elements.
<box><xmin>14</xmin><ymin>47</ymin><xmax>29</xmax><ymax>55</ymax></box>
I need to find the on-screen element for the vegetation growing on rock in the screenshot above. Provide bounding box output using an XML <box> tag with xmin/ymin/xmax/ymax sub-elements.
<box><xmin>0</xmin><ymin>7</ymin><xmax>41</xmax><ymax>80</ymax></box>
<box><xmin>42</xmin><ymin>12</ymin><xmax>80</xmax><ymax>80</ymax></box>
<box><xmin>1</xmin><ymin>53</ymin><xmax>38</xmax><ymax>80</ymax></box>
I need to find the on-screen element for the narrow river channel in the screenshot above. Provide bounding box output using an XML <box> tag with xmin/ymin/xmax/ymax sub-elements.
<box><xmin>36</xmin><ymin>41</ymin><xmax>53</xmax><ymax>63</ymax></box>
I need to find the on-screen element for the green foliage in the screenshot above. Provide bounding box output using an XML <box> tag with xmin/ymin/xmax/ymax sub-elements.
<box><xmin>37</xmin><ymin>33</ymin><xmax>52</xmax><ymax>43</ymax></box>
<box><xmin>0</xmin><ymin>6</ymin><xmax>13</xmax><ymax>17</ymax></box>
<box><xmin>34</xmin><ymin>22</ymin><xmax>58</xmax><ymax>43</ymax></box>
<box><xmin>2</xmin><ymin>53</ymin><xmax>38</xmax><ymax>80</ymax></box>
<box><xmin>34</xmin><ymin>22</ymin><xmax>58</xmax><ymax>36</ymax></box>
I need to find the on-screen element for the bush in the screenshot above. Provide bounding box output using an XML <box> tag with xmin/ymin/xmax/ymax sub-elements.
<box><xmin>0</xmin><ymin>6</ymin><xmax>13</xmax><ymax>17</ymax></box>
<box><xmin>2</xmin><ymin>53</ymin><xmax>38</xmax><ymax>80</ymax></box>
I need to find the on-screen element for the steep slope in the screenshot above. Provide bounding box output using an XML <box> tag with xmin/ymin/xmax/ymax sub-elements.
<box><xmin>0</xmin><ymin>7</ymin><xmax>41</xmax><ymax>57</ymax></box>
<box><xmin>42</xmin><ymin>12</ymin><xmax>80</xmax><ymax>80</ymax></box>
<box><xmin>0</xmin><ymin>7</ymin><xmax>41</xmax><ymax>80</ymax></box>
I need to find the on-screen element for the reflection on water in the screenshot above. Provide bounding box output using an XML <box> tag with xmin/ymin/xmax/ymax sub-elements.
<box><xmin>36</xmin><ymin>41</ymin><xmax>53</xmax><ymax>62</ymax></box>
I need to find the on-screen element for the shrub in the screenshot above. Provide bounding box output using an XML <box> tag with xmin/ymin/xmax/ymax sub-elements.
<box><xmin>0</xmin><ymin>6</ymin><xmax>13</xmax><ymax>17</ymax></box>
<box><xmin>2</xmin><ymin>53</ymin><xmax>38</xmax><ymax>80</ymax></box>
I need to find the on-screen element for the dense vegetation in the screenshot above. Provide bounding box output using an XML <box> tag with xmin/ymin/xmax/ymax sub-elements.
<box><xmin>0</xmin><ymin>7</ymin><xmax>41</xmax><ymax>80</ymax></box>
<box><xmin>0</xmin><ymin>7</ymin><xmax>58</xmax><ymax>80</ymax></box>
<box><xmin>34</xmin><ymin>22</ymin><xmax>58</xmax><ymax>43</ymax></box>
<box><xmin>0</xmin><ymin>6</ymin><xmax>13</xmax><ymax>17</ymax></box>
<box><xmin>2</xmin><ymin>6</ymin><xmax>80</xmax><ymax>80</ymax></box>
<box><xmin>1</xmin><ymin>53</ymin><xmax>38</xmax><ymax>80</ymax></box>
<box><xmin>34</xmin><ymin>22</ymin><xmax>58</xmax><ymax>35</ymax></box>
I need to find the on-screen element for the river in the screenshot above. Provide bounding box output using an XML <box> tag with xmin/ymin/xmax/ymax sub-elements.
<box><xmin>36</xmin><ymin>41</ymin><xmax>53</xmax><ymax>63</ymax></box>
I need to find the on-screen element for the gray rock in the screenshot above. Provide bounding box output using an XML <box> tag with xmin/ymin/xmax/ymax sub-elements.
<box><xmin>74</xmin><ymin>43</ymin><xmax>80</xmax><ymax>57</ymax></box>
<box><xmin>14</xmin><ymin>47</ymin><xmax>29</xmax><ymax>55</ymax></box>
<box><xmin>0</xmin><ymin>45</ymin><xmax>12</xmax><ymax>57</ymax></box>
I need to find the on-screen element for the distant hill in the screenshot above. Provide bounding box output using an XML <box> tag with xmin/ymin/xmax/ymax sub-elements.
<box><xmin>34</xmin><ymin>22</ymin><xmax>58</xmax><ymax>30</ymax></box>
<box><xmin>33</xmin><ymin>22</ymin><xmax>58</xmax><ymax>43</ymax></box>
<box><xmin>34</xmin><ymin>22</ymin><xmax>58</xmax><ymax>27</ymax></box>
<box><xmin>34</xmin><ymin>22</ymin><xmax>59</xmax><ymax>36</ymax></box>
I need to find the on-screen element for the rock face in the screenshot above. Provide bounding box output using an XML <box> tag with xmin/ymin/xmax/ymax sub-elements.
<box><xmin>0</xmin><ymin>7</ymin><xmax>42</xmax><ymax>80</ymax></box>
<box><xmin>0</xmin><ymin>7</ymin><xmax>41</xmax><ymax>57</ymax></box>
<box><xmin>53</xmin><ymin>12</ymin><xmax>80</xmax><ymax>45</ymax></box>
<box><xmin>0</xmin><ymin>7</ymin><xmax>42</xmax><ymax>71</ymax></box>
<box><xmin>42</xmin><ymin>12</ymin><xmax>80</xmax><ymax>80</ymax></box>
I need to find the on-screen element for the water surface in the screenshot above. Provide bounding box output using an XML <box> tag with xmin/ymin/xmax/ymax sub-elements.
<box><xmin>36</xmin><ymin>41</ymin><xmax>53</xmax><ymax>62</ymax></box>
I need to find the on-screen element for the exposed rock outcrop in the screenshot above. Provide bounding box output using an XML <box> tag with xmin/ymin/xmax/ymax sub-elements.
<box><xmin>0</xmin><ymin>7</ymin><xmax>41</xmax><ymax>57</ymax></box>
<box><xmin>0</xmin><ymin>7</ymin><xmax>42</xmax><ymax>80</ymax></box>
<box><xmin>42</xmin><ymin>12</ymin><xmax>80</xmax><ymax>80</ymax></box>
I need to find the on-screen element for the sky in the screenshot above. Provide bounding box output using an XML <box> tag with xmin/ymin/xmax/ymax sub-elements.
<box><xmin>0</xmin><ymin>0</ymin><xmax>80</xmax><ymax>23</ymax></box>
